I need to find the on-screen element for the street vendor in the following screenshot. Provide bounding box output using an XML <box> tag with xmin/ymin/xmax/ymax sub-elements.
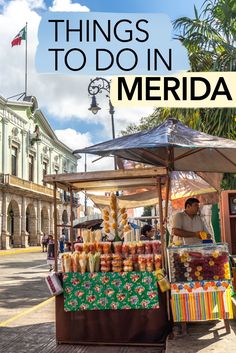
<box><xmin>140</xmin><ymin>224</ymin><xmax>155</xmax><ymax>241</ymax></box>
<box><xmin>172</xmin><ymin>197</ymin><xmax>212</xmax><ymax>245</ymax></box>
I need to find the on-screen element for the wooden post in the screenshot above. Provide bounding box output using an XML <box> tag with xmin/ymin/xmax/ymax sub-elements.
<box><xmin>157</xmin><ymin>177</ymin><xmax>165</xmax><ymax>269</ymax></box>
<box><xmin>70</xmin><ymin>187</ymin><xmax>73</xmax><ymax>244</ymax></box>
<box><xmin>157</xmin><ymin>177</ymin><xmax>171</xmax><ymax>322</ymax></box>
<box><xmin>53</xmin><ymin>182</ymin><xmax>58</xmax><ymax>272</ymax></box>
<box><xmin>164</xmin><ymin>174</ymin><xmax>171</xmax><ymax>222</ymax></box>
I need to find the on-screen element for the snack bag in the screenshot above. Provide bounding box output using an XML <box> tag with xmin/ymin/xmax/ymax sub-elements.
<box><xmin>155</xmin><ymin>269</ymin><xmax>170</xmax><ymax>292</ymax></box>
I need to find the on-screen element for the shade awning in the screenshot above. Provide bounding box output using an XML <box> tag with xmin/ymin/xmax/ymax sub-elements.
<box><xmin>74</xmin><ymin>118</ymin><xmax>236</xmax><ymax>173</ymax></box>
<box><xmin>86</xmin><ymin>171</ymin><xmax>217</xmax><ymax>209</ymax></box>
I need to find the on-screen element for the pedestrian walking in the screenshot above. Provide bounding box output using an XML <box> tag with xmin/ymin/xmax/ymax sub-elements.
<box><xmin>41</xmin><ymin>233</ymin><xmax>49</xmax><ymax>252</ymax></box>
<box><xmin>59</xmin><ymin>234</ymin><xmax>65</xmax><ymax>253</ymax></box>
<box><xmin>47</xmin><ymin>235</ymin><xmax>55</xmax><ymax>271</ymax></box>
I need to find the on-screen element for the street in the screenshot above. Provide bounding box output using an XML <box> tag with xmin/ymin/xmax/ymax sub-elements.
<box><xmin>0</xmin><ymin>251</ymin><xmax>51</xmax><ymax>323</ymax></box>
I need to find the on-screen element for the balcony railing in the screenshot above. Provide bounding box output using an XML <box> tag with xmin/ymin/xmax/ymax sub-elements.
<box><xmin>1</xmin><ymin>174</ymin><xmax>60</xmax><ymax>199</ymax></box>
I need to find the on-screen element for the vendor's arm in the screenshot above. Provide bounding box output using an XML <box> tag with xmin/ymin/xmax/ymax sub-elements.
<box><xmin>172</xmin><ymin>212</ymin><xmax>200</xmax><ymax>239</ymax></box>
<box><xmin>172</xmin><ymin>227</ymin><xmax>201</xmax><ymax>239</ymax></box>
<box><xmin>202</xmin><ymin>222</ymin><xmax>213</xmax><ymax>240</ymax></box>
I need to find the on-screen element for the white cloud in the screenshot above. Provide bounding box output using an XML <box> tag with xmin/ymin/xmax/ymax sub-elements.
<box><xmin>0</xmin><ymin>1</ymin><xmax>155</xmax><ymax>150</ymax></box>
<box><xmin>49</xmin><ymin>0</ymin><xmax>89</xmax><ymax>12</ymax></box>
<box><xmin>77</xmin><ymin>154</ymin><xmax>115</xmax><ymax>173</ymax></box>
<box><xmin>54</xmin><ymin>128</ymin><xmax>114</xmax><ymax>172</ymax></box>
<box><xmin>55</xmin><ymin>128</ymin><xmax>92</xmax><ymax>150</ymax></box>
<box><xmin>27</xmin><ymin>0</ymin><xmax>45</xmax><ymax>9</ymax></box>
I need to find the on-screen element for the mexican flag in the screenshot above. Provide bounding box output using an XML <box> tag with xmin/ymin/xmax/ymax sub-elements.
<box><xmin>11</xmin><ymin>26</ymin><xmax>26</xmax><ymax>47</ymax></box>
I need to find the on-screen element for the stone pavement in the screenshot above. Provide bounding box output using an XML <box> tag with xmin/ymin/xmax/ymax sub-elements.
<box><xmin>166</xmin><ymin>319</ymin><xmax>236</xmax><ymax>353</ymax></box>
<box><xmin>0</xmin><ymin>294</ymin><xmax>235</xmax><ymax>353</ymax></box>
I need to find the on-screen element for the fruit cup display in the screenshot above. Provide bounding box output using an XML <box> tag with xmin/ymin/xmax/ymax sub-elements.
<box><xmin>168</xmin><ymin>244</ymin><xmax>231</xmax><ymax>283</ymax></box>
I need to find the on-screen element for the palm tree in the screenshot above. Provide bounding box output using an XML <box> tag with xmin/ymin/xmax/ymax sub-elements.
<box><xmin>121</xmin><ymin>0</ymin><xmax>236</xmax><ymax>188</ymax></box>
<box><xmin>174</xmin><ymin>0</ymin><xmax>236</xmax><ymax>72</ymax></box>
<box><xmin>172</xmin><ymin>0</ymin><xmax>236</xmax><ymax>139</ymax></box>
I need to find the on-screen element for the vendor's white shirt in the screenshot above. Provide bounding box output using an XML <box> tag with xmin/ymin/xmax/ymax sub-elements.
<box><xmin>172</xmin><ymin>211</ymin><xmax>210</xmax><ymax>245</ymax></box>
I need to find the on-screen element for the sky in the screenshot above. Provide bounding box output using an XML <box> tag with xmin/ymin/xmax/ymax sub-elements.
<box><xmin>0</xmin><ymin>0</ymin><xmax>205</xmax><ymax>172</ymax></box>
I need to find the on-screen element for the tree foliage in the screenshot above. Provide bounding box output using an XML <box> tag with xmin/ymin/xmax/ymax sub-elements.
<box><xmin>121</xmin><ymin>0</ymin><xmax>236</xmax><ymax>188</ymax></box>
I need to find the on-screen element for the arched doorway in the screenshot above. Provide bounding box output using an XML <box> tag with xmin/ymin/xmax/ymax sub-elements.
<box><xmin>26</xmin><ymin>203</ymin><xmax>37</xmax><ymax>245</ymax></box>
<box><xmin>62</xmin><ymin>210</ymin><xmax>69</xmax><ymax>241</ymax></box>
<box><xmin>41</xmin><ymin>207</ymin><xmax>49</xmax><ymax>235</ymax></box>
<box><xmin>7</xmin><ymin>200</ymin><xmax>20</xmax><ymax>247</ymax></box>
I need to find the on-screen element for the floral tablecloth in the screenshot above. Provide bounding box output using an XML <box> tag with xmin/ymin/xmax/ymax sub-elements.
<box><xmin>63</xmin><ymin>272</ymin><xmax>159</xmax><ymax>311</ymax></box>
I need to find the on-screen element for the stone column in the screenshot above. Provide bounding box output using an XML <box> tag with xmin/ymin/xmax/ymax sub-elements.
<box><xmin>1</xmin><ymin>192</ymin><xmax>10</xmax><ymax>249</ymax></box>
<box><xmin>59</xmin><ymin>154</ymin><xmax>62</xmax><ymax>173</ymax></box>
<box><xmin>13</xmin><ymin>203</ymin><xmax>22</xmax><ymax>248</ymax></box>
<box><xmin>49</xmin><ymin>147</ymin><xmax>53</xmax><ymax>174</ymax></box>
<box><xmin>37</xmin><ymin>200</ymin><xmax>42</xmax><ymax>244</ymax></box>
<box><xmin>2</xmin><ymin>116</ymin><xmax>9</xmax><ymax>174</ymax></box>
<box><xmin>21</xmin><ymin>130</ymin><xmax>27</xmax><ymax>180</ymax></box>
<box><xmin>36</xmin><ymin>141</ymin><xmax>40</xmax><ymax>184</ymax></box>
<box><xmin>21</xmin><ymin>196</ymin><xmax>29</xmax><ymax>247</ymax></box>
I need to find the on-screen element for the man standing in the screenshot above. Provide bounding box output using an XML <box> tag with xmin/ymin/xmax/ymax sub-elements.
<box><xmin>172</xmin><ymin>197</ymin><xmax>212</xmax><ymax>245</ymax></box>
<box><xmin>171</xmin><ymin>197</ymin><xmax>212</xmax><ymax>336</ymax></box>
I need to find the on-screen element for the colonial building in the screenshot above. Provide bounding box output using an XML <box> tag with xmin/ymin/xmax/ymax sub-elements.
<box><xmin>0</xmin><ymin>95</ymin><xmax>79</xmax><ymax>249</ymax></box>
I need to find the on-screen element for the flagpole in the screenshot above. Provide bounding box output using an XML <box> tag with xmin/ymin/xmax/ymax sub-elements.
<box><xmin>25</xmin><ymin>22</ymin><xmax>28</xmax><ymax>97</ymax></box>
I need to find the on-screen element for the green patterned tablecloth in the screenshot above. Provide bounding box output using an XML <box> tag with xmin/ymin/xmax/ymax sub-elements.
<box><xmin>63</xmin><ymin>272</ymin><xmax>159</xmax><ymax>311</ymax></box>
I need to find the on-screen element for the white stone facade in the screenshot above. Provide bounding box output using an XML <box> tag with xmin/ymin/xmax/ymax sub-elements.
<box><xmin>0</xmin><ymin>95</ymin><xmax>79</xmax><ymax>249</ymax></box>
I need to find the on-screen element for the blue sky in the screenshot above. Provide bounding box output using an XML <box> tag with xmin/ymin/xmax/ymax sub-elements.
<box><xmin>44</xmin><ymin>0</ymin><xmax>204</xmax><ymax>18</ymax></box>
<box><xmin>0</xmin><ymin>0</ymin><xmax>206</xmax><ymax>171</ymax></box>
<box><xmin>40</xmin><ymin>0</ymin><xmax>204</xmax><ymax>133</ymax></box>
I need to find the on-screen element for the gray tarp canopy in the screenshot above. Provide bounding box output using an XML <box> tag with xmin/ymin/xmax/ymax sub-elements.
<box><xmin>74</xmin><ymin>118</ymin><xmax>236</xmax><ymax>173</ymax></box>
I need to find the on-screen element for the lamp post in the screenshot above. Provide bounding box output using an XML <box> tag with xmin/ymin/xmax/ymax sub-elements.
<box><xmin>88</xmin><ymin>77</ymin><xmax>116</xmax><ymax>169</ymax></box>
<box><xmin>84</xmin><ymin>153</ymin><xmax>87</xmax><ymax>217</ymax></box>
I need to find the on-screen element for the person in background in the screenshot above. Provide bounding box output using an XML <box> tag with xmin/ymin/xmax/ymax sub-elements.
<box><xmin>76</xmin><ymin>235</ymin><xmax>83</xmax><ymax>243</ymax></box>
<box><xmin>41</xmin><ymin>233</ymin><xmax>49</xmax><ymax>252</ymax></box>
<box><xmin>140</xmin><ymin>224</ymin><xmax>155</xmax><ymax>241</ymax></box>
<box><xmin>59</xmin><ymin>233</ymin><xmax>65</xmax><ymax>253</ymax></box>
<box><xmin>47</xmin><ymin>235</ymin><xmax>55</xmax><ymax>271</ymax></box>
<box><xmin>172</xmin><ymin>197</ymin><xmax>212</xmax><ymax>245</ymax></box>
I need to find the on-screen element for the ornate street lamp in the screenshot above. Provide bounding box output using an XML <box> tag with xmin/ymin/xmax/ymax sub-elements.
<box><xmin>88</xmin><ymin>77</ymin><xmax>116</xmax><ymax>156</ymax></box>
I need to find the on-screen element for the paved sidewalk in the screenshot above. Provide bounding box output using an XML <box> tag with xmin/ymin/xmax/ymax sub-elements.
<box><xmin>0</xmin><ymin>295</ymin><xmax>235</xmax><ymax>353</ymax></box>
<box><xmin>166</xmin><ymin>319</ymin><xmax>236</xmax><ymax>353</ymax></box>
<box><xmin>0</xmin><ymin>298</ymin><xmax>165</xmax><ymax>353</ymax></box>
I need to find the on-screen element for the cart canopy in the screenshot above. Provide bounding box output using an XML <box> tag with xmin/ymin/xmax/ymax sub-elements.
<box><xmin>74</xmin><ymin>118</ymin><xmax>236</xmax><ymax>173</ymax></box>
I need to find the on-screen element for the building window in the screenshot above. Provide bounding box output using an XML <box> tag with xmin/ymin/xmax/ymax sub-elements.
<box><xmin>29</xmin><ymin>155</ymin><xmax>34</xmax><ymax>182</ymax></box>
<box><xmin>43</xmin><ymin>161</ymin><xmax>48</xmax><ymax>185</ymax></box>
<box><xmin>11</xmin><ymin>146</ymin><xmax>17</xmax><ymax>176</ymax></box>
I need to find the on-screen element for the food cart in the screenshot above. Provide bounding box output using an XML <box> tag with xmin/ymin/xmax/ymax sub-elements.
<box><xmin>44</xmin><ymin>167</ymin><xmax>172</xmax><ymax>347</ymax></box>
<box><xmin>74</xmin><ymin>118</ymin><xmax>236</xmax><ymax>334</ymax></box>
<box><xmin>45</xmin><ymin>118</ymin><xmax>236</xmax><ymax>344</ymax></box>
